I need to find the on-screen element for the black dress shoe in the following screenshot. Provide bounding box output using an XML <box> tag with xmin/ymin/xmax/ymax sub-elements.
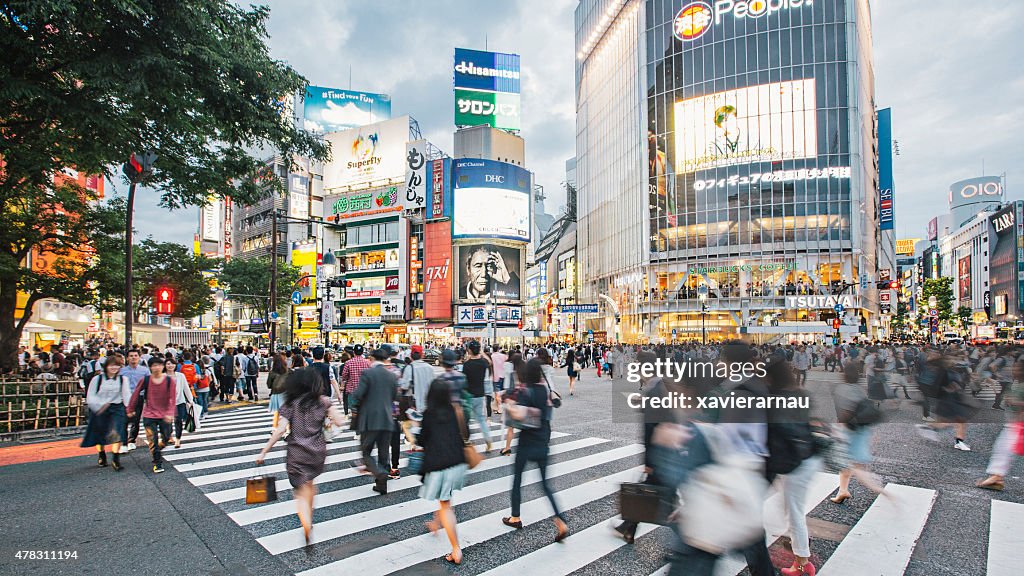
<box><xmin>97</xmin><ymin>452</ymin><xmax>108</xmax><ymax>467</ymax></box>
<box><xmin>372</xmin><ymin>479</ymin><xmax>388</xmax><ymax>495</ymax></box>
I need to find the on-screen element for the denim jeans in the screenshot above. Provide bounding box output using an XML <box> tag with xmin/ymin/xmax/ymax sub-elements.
<box><xmin>195</xmin><ymin>391</ymin><xmax>209</xmax><ymax>416</ymax></box>
<box><xmin>510</xmin><ymin>446</ymin><xmax>564</xmax><ymax>522</ymax></box>
<box><xmin>174</xmin><ymin>403</ymin><xmax>189</xmax><ymax>439</ymax></box>
<box><xmin>244</xmin><ymin>375</ymin><xmax>258</xmax><ymax>399</ymax></box>
<box><xmin>468</xmin><ymin>396</ymin><xmax>491</xmax><ymax>445</ymax></box>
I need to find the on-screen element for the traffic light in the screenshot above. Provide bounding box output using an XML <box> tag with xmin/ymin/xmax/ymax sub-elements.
<box><xmin>122</xmin><ymin>154</ymin><xmax>143</xmax><ymax>180</ymax></box>
<box><xmin>156</xmin><ymin>287</ymin><xmax>175</xmax><ymax>315</ymax></box>
<box><xmin>889</xmin><ymin>281</ymin><xmax>899</xmax><ymax>290</ymax></box>
<box><xmin>832</xmin><ymin>318</ymin><xmax>841</xmax><ymax>330</ymax></box>
<box><xmin>517</xmin><ymin>320</ymin><xmax>523</xmax><ymax>330</ymax></box>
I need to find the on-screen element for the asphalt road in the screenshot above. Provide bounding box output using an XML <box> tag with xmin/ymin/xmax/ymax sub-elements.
<box><xmin>0</xmin><ymin>364</ymin><xmax>1020</xmax><ymax>576</ymax></box>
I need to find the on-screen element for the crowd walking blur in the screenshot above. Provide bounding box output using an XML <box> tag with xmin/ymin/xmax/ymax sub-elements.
<box><xmin>42</xmin><ymin>333</ymin><xmax>1021</xmax><ymax>571</ymax></box>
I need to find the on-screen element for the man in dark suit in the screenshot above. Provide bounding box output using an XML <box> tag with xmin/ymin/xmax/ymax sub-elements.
<box><xmin>352</xmin><ymin>344</ymin><xmax>398</xmax><ymax>495</ymax></box>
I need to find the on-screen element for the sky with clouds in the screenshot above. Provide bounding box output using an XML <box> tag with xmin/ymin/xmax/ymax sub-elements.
<box><xmin>132</xmin><ymin>0</ymin><xmax>1023</xmax><ymax>247</ymax></box>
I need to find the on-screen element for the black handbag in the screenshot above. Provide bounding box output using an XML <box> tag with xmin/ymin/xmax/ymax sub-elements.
<box><xmin>618</xmin><ymin>481</ymin><xmax>676</xmax><ymax>525</ymax></box>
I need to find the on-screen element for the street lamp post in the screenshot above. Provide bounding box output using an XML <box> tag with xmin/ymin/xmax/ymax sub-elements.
<box><xmin>320</xmin><ymin>252</ymin><xmax>336</xmax><ymax>347</ymax></box>
<box><xmin>214</xmin><ymin>289</ymin><xmax>225</xmax><ymax>347</ymax></box>
<box><xmin>928</xmin><ymin>295</ymin><xmax>938</xmax><ymax>345</ymax></box>
<box><xmin>698</xmin><ymin>292</ymin><xmax>708</xmax><ymax>346</ymax></box>
<box><xmin>485</xmin><ymin>295</ymin><xmax>494</xmax><ymax>349</ymax></box>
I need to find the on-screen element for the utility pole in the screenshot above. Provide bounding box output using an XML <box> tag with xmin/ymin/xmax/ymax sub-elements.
<box><xmin>121</xmin><ymin>152</ymin><xmax>156</xmax><ymax>350</ymax></box>
<box><xmin>269</xmin><ymin>208</ymin><xmax>278</xmax><ymax>352</ymax></box>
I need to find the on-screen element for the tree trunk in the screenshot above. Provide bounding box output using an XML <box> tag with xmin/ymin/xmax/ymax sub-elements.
<box><xmin>0</xmin><ymin>280</ymin><xmax>38</xmax><ymax>374</ymax></box>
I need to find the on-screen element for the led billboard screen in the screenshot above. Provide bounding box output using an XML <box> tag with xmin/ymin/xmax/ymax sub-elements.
<box><xmin>303</xmin><ymin>86</ymin><xmax>391</xmax><ymax>133</ymax></box>
<box><xmin>453</xmin><ymin>48</ymin><xmax>521</xmax><ymax>94</ymax></box>
<box><xmin>455</xmin><ymin>242</ymin><xmax>523</xmax><ymax>303</ymax></box>
<box><xmin>673</xmin><ymin>78</ymin><xmax>817</xmax><ymax>173</ymax></box>
<box><xmin>453</xmin><ymin>159</ymin><xmax>531</xmax><ymax>242</ymax></box>
<box><xmin>323</xmin><ymin>116</ymin><xmax>408</xmax><ymax>190</ymax></box>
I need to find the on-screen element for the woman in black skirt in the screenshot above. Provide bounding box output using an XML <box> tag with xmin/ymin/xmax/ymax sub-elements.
<box><xmin>81</xmin><ymin>354</ymin><xmax>131</xmax><ymax>471</ymax></box>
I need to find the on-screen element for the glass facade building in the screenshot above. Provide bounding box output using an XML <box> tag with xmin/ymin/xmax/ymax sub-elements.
<box><xmin>576</xmin><ymin>0</ymin><xmax>881</xmax><ymax>342</ymax></box>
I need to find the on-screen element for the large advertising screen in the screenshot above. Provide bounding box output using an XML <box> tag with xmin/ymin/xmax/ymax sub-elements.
<box><xmin>988</xmin><ymin>204</ymin><xmax>1019</xmax><ymax>318</ymax></box>
<box><xmin>453</xmin><ymin>159</ymin><xmax>531</xmax><ymax>242</ymax></box>
<box><xmin>673</xmin><ymin>79</ymin><xmax>817</xmax><ymax>173</ymax></box>
<box><xmin>453</xmin><ymin>48</ymin><xmax>521</xmax><ymax>130</ymax></box>
<box><xmin>454</xmin><ymin>48</ymin><xmax>521</xmax><ymax>93</ymax></box>
<box><xmin>303</xmin><ymin>86</ymin><xmax>391</xmax><ymax>133</ymax></box>
<box><xmin>455</xmin><ymin>88</ymin><xmax>521</xmax><ymax>130</ymax></box>
<box><xmin>958</xmin><ymin>256</ymin><xmax>972</xmax><ymax>301</ymax></box>
<box><xmin>323</xmin><ymin>116</ymin><xmax>409</xmax><ymax>191</ymax></box>
<box><xmin>455</xmin><ymin>242</ymin><xmax>523</xmax><ymax>303</ymax></box>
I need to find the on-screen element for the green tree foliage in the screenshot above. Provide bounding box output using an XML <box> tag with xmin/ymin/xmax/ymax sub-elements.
<box><xmin>891</xmin><ymin>299</ymin><xmax>910</xmax><ymax>337</ymax></box>
<box><xmin>956</xmin><ymin>305</ymin><xmax>973</xmax><ymax>333</ymax></box>
<box><xmin>919</xmin><ymin>277</ymin><xmax>955</xmax><ymax>324</ymax></box>
<box><xmin>217</xmin><ymin>257</ymin><xmax>302</xmax><ymax>333</ymax></box>
<box><xmin>0</xmin><ymin>1</ymin><xmax>329</xmax><ymax>370</ymax></box>
<box><xmin>92</xmin><ymin>218</ymin><xmax>216</xmax><ymax>322</ymax></box>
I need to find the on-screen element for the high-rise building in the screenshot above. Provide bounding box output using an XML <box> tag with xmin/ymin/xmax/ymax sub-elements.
<box><xmin>575</xmin><ymin>0</ymin><xmax>881</xmax><ymax>342</ymax></box>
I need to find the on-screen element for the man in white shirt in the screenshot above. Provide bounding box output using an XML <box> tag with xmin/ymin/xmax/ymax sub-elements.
<box><xmin>490</xmin><ymin>347</ymin><xmax>507</xmax><ymax>412</ymax></box>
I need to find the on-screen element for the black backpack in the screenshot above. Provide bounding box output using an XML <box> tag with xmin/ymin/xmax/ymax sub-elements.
<box><xmin>766</xmin><ymin>421</ymin><xmax>814</xmax><ymax>475</ymax></box>
<box><xmin>246</xmin><ymin>355</ymin><xmax>259</xmax><ymax>376</ymax></box>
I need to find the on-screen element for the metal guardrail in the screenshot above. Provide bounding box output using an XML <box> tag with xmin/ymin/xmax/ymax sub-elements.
<box><xmin>0</xmin><ymin>376</ymin><xmax>85</xmax><ymax>434</ymax></box>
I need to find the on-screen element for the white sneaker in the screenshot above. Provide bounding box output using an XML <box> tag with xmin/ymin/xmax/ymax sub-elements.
<box><xmin>127</xmin><ymin>442</ymin><xmax>137</xmax><ymax>451</ymax></box>
<box><xmin>954</xmin><ymin>440</ymin><xmax>972</xmax><ymax>452</ymax></box>
<box><xmin>118</xmin><ymin>445</ymin><xmax>129</xmax><ymax>454</ymax></box>
<box><xmin>921</xmin><ymin>416</ymin><xmax>936</xmax><ymax>423</ymax></box>
<box><xmin>915</xmin><ymin>424</ymin><xmax>940</xmax><ymax>442</ymax></box>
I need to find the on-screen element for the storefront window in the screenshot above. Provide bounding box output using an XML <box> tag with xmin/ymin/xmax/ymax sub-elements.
<box><xmin>345</xmin><ymin>303</ymin><xmax>381</xmax><ymax>324</ymax></box>
<box><xmin>345</xmin><ymin>248</ymin><xmax>400</xmax><ymax>272</ymax></box>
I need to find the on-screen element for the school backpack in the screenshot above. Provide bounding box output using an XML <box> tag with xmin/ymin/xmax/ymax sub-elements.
<box><xmin>246</xmin><ymin>355</ymin><xmax>260</xmax><ymax>377</ymax></box>
<box><xmin>180</xmin><ymin>363</ymin><xmax>199</xmax><ymax>386</ymax></box>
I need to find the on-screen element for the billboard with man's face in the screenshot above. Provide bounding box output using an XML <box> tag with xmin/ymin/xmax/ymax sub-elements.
<box><xmin>958</xmin><ymin>256</ymin><xmax>972</xmax><ymax>301</ymax></box>
<box><xmin>455</xmin><ymin>242</ymin><xmax>523</xmax><ymax>303</ymax></box>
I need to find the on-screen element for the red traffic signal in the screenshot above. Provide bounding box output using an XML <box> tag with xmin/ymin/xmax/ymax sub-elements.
<box><xmin>832</xmin><ymin>318</ymin><xmax>841</xmax><ymax>330</ymax></box>
<box><xmin>122</xmin><ymin>153</ymin><xmax>143</xmax><ymax>180</ymax></box>
<box><xmin>517</xmin><ymin>320</ymin><xmax>523</xmax><ymax>330</ymax></box>
<box><xmin>156</xmin><ymin>287</ymin><xmax>174</xmax><ymax>315</ymax></box>
<box><xmin>889</xmin><ymin>281</ymin><xmax>899</xmax><ymax>289</ymax></box>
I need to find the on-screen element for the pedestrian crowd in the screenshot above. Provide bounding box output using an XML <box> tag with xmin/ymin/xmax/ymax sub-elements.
<box><xmin>56</xmin><ymin>335</ymin><xmax>1023</xmax><ymax>571</ymax></box>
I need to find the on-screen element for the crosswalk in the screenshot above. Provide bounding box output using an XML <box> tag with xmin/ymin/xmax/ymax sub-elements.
<box><xmin>165</xmin><ymin>404</ymin><xmax>1020</xmax><ymax>576</ymax></box>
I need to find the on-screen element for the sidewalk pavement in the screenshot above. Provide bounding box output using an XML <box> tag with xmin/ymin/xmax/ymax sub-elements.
<box><xmin>0</xmin><ymin>397</ymin><xmax>290</xmax><ymax>576</ymax></box>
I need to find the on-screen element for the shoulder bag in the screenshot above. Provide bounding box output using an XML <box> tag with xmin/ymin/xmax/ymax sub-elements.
<box><xmin>454</xmin><ymin>403</ymin><xmax>483</xmax><ymax>468</ymax></box>
<box><xmin>397</xmin><ymin>365</ymin><xmax>415</xmax><ymax>421</ymax></box>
